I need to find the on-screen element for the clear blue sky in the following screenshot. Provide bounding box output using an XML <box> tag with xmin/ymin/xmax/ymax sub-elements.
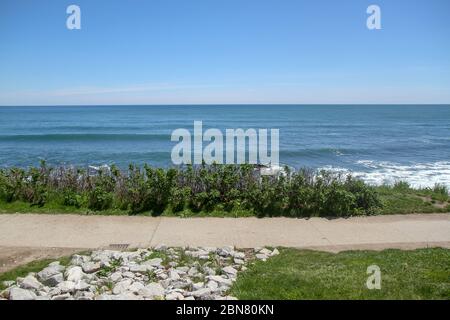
<box><xmin>1</xmin><ymin>0</ymin><xmax>449</xmax><ymax>105</ymax></box>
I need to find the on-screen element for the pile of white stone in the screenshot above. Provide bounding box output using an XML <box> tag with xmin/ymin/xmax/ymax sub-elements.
<box><xmin>0</xmin><ymin>246</ymin><xmax>279</xmax><ymax>300</ymax></box>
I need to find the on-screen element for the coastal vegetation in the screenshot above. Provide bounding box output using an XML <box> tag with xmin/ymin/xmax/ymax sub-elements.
<box><xmin>377</xmin><ymin>182</ymin><xmax>450</xmax><ymax>214</ymax></box>
<box><xmin>0</xmin><ymin>162</ymin><xmax>448</xmax><ymax>217</ymax></box>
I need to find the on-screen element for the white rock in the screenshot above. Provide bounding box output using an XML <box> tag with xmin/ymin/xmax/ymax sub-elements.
<box><xmin>128</xmin><ymin>264</ymin><xmax>146</xmax><ymax>273</ymax></box>
<box><xmin>165</xmin><ymin>292</ymin><xmax>184</xmax><ymax>300</ymax></box>
<box><xmin>157</xmin><ymin>273</ymin><xmax>168</xmax><ymax>280</ymax></box>
<box><xmin>222</xmin><ymin>266</ymin><xmax>237</xmax><ymax>276</ymax></box>
<box><xmin>206</xmin><ymin>281</ymin><xmax>219</xmax><ymax>291</ymax></box>
<box><xmin>154</xmin><ymin>244</ymin><xmax>167</xmax><ymax>251</ymax></box>
<box><xmin>207</xmin><ymin>276</ymin><xmax>232</xmax><ymax>286</ymax></box>
<box><xmin>188</xmin><ymin>267</ymin><xmax>198</xmax><ymax>276</ymax></box>
<box><xmin>74</xmin><ymin>280</ymin><xmax>90</xmax><ymax>291</ymax></box>
<box><xmin>20</xmin><ymin>275</ymin><xmax>42</xmax><ymax>291</ymax></box>
<box><xmin>192</xmin><ymin>282</ymin><xmax>204</xmax><ymax>290</ymax></box>
<box><xmin>65</xmin><ymin>266</ymin><xmax>85</xmax><ymax>282</ymax></box>
<box><xmin>113</xmin><ymin>293</ymin><xmax>142</xmax><ymax>300</ymax></box>
<box><xmin>37</xmin><ymin>265</ymin><xmax>63</xmax><ymax>283</ymax></box>
<box><xmin>259</xmin><ymin>248</ymin><xmax>272</xmax><ymax>256</ymax></box>
<box><xmin>57</xmin><ymin>281</ymin><xmax>75</xmax><ymax>294</ymax></box>
<box><xmin>117</xmin><ymin>266</ymin><xmax>129</xmax><ymax>272</ymax></box>
<box><xmin>136</xmin><ymin>248</ymin><xmax>148</xmax><ymax>256</ymax></box>
<box><xmin>42</xmin><ymin>273</ymin><xmax>64</xmax><ymax>287</ymax></box>
<box><xmin>271</xmin><ymin>248</ymin><xmax>280</xmax><ymax>256</ymax></box>
<box><xmin>128</xmin><ymin>281</ymin><xmax>145</xmax><ymax>293</ymax></box>
<box><xmin>112</xmin><ymin>279</ymin><xmax>133</xmax><ymax>295</ymax></box>
<box><xmin>81</xmin><ymin>261</ymin><xmax>101</xmax><ymax>273</ymax></box>
<box><xmin>188</xmin><ymin>250</ymin><xmax>209</xmax><ymax>258</ymax></box>
<box><xmin>9</xmin><ymin>287</ymin><xmax>37</xmax><ymax>300</ymax></box>
<box><xmin>138</xmin><ymin>283</ymin><xmax>164</xmax><ymax>299</ymax></box>
<box><xmin>124</xmin><ymin>252</ymin><xmax>141</xmax><ymax>262</ymax></box>
<box><xmin>143</xmin><ymin>258</ymin><xmax>163</xmax><ymax>267</ymax></box>
<box><xmin>48</xmin><ymin>261</ymin><xmax>62</xmax><ymax>268</ymax></box>
<box><xmin>169</xmin><ymin>270</ymin><xmax>180</xmax><ymax>281</ymax></box>
<box><xmin>191</xmin><ymin>288</ymin><xmax>211</xmax><ymax>298</ymax></box>
<box><xmin>48</xmin><ymin>287</ymin><xmax>62</xmax><ymax>296</ymax></box>
<box><xmin>51</xmin><ymin>293</ymin><xmax>71</xmax><ymax>300</ymax></box>
<box><xmin>91</xmin><ymin>251</ymin><xmax>112</xmax><ymax>263</ymax></box>
<box><xmin>110</xmin><ymin>272</ymin><xmax>122</xmax><ymax>282</ymax></box>
<box><xmin>171</xmin><ymin>280</ymin><xmax>190</xmax><ymax>290</ymax></box>
<box><xmin>176</xmin><ymin>266</ymin><xmax>189</xmax><ymax>274</ymax></box>
<box><xmin>232</xmin><ymin>252</ymin><xmax>246</xmax><ymax>259</ymax></box>
<box><xmin>70</xmin><ymin>255</ymin><xmax>90</xmax><ymax>266</ymax></box>
<box><xmin>95</xmin><ymin>294</ymin><xmax>114</xmax><ymax>300</ymax></box>
<box><xmin>3</xmin><ymin>245</ymin><xmax>252</xmax><ymax>300</ymax></box>
<box><xmin>76</xmin><ymin>291</ymin><xmax>95</xmax><ymax>300</ymax></box>
<box><xmin>157</xmin><ymin>279</ymin><xmax>171</xmax><ymax>290</ymax></box>
<box><xmin>119</xmin><ymin>271</ymin><xmax>133</xmax><ymax>278</ymax></box>
<box><xmin>218</xmin><ymin>246</ymin><xmax>234</xmax><ymax>257</ymax></box>
<box><xmin>203</xmin><ymin>266</ymin><xmax>216</xmax><ymax>275</ymax></box>
<box><xmin>255</xmin><ymin>253</ymin><xmax>268</xmax><ymax>261</ymax></box>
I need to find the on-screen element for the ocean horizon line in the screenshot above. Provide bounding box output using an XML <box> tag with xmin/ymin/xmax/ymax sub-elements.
<box><xmin>1</xmin><ymin>103</ymin><xmax>450</xmax><ymax>108</ymax></box>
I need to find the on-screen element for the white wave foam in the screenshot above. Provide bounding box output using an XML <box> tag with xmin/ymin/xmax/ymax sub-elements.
<box><xmin>320</xmin><ymin>160</ymin><xmax>450</xmax><ymax>189</ymax></box>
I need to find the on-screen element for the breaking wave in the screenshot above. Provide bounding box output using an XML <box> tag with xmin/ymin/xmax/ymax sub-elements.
<box><xmin>320</xmin><ymin>160</ymin><xmax>450</xmax><ymax>189</ymax></box>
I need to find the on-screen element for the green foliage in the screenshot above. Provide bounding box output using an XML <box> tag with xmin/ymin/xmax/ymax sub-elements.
<box><xmin>169</xmin><ymin>186</ymin><xmax>191</xmax><ymax>212</ymax></box>
<box><xmin>97</xmin><ymin>258</ymin><xmax>122</xmax><ymax>277</ymax></box>
<box><xmin>0</xmin><ymin>163</ymin><xmax>384</xmax><ymax>217</ymax></box>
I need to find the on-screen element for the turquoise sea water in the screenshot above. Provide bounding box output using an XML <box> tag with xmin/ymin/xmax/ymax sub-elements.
<box><xmin>0</xmin><ymin>105</ymin><xmax>449</xmax><ymax>188</ymax></box>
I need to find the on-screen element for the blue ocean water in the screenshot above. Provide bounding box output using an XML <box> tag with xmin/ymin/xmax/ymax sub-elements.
<box><xmin>0</xmin><ymin>105</ymin><xmax>449</xmax><ymax>188</ymax></box>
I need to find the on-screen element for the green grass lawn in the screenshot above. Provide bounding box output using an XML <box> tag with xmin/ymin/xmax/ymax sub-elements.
<box><xmin>0</xmin><ymin>200</ymin><xmax>131</xmax><ymax>216</ymax></box>
<box><xmin>0</xmin><ymin>200</ymin><xmax>255</xmax><ymax>217</ymax></box>
<box><xmin>230</xmin><ymin>248</ymin><xmax>450</xmax><ymax>300</ymax></box>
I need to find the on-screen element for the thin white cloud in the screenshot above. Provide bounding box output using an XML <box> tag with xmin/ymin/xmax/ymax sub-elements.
<box><xmin>1</xmin><ymin>80</ymin><xmax>449</xmax><ymax>105</ymax></box>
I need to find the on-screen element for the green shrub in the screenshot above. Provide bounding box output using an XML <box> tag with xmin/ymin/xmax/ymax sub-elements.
<box><xmin>344</xmin><ymin>177</ymin><xmax>381</xmax><ymax>215</ymax></box>
<box><xmin>169</xmin><ymin>186</ymin><xmax>191</xmax><ymax>212</ymax></box>
<box><xmin>0</xmin><ymin>169</ymin><xmax>13</xmax><ymax>202</ymax></box>
<box><xmin>121</xmin><ymin>165</ymin><xmax>149</xmax><ymax>214</ymax></box>
<box><xmin>0</xmin><ymin>164</ymin><xmax>383</xmax><ymax>217</ymax></box>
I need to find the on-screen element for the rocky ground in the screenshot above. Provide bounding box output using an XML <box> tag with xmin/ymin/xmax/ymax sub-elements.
<box><xmin>0</xmin><ymin>245</ymin><xmax>279</xmax><ymax>300</ymax></box>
